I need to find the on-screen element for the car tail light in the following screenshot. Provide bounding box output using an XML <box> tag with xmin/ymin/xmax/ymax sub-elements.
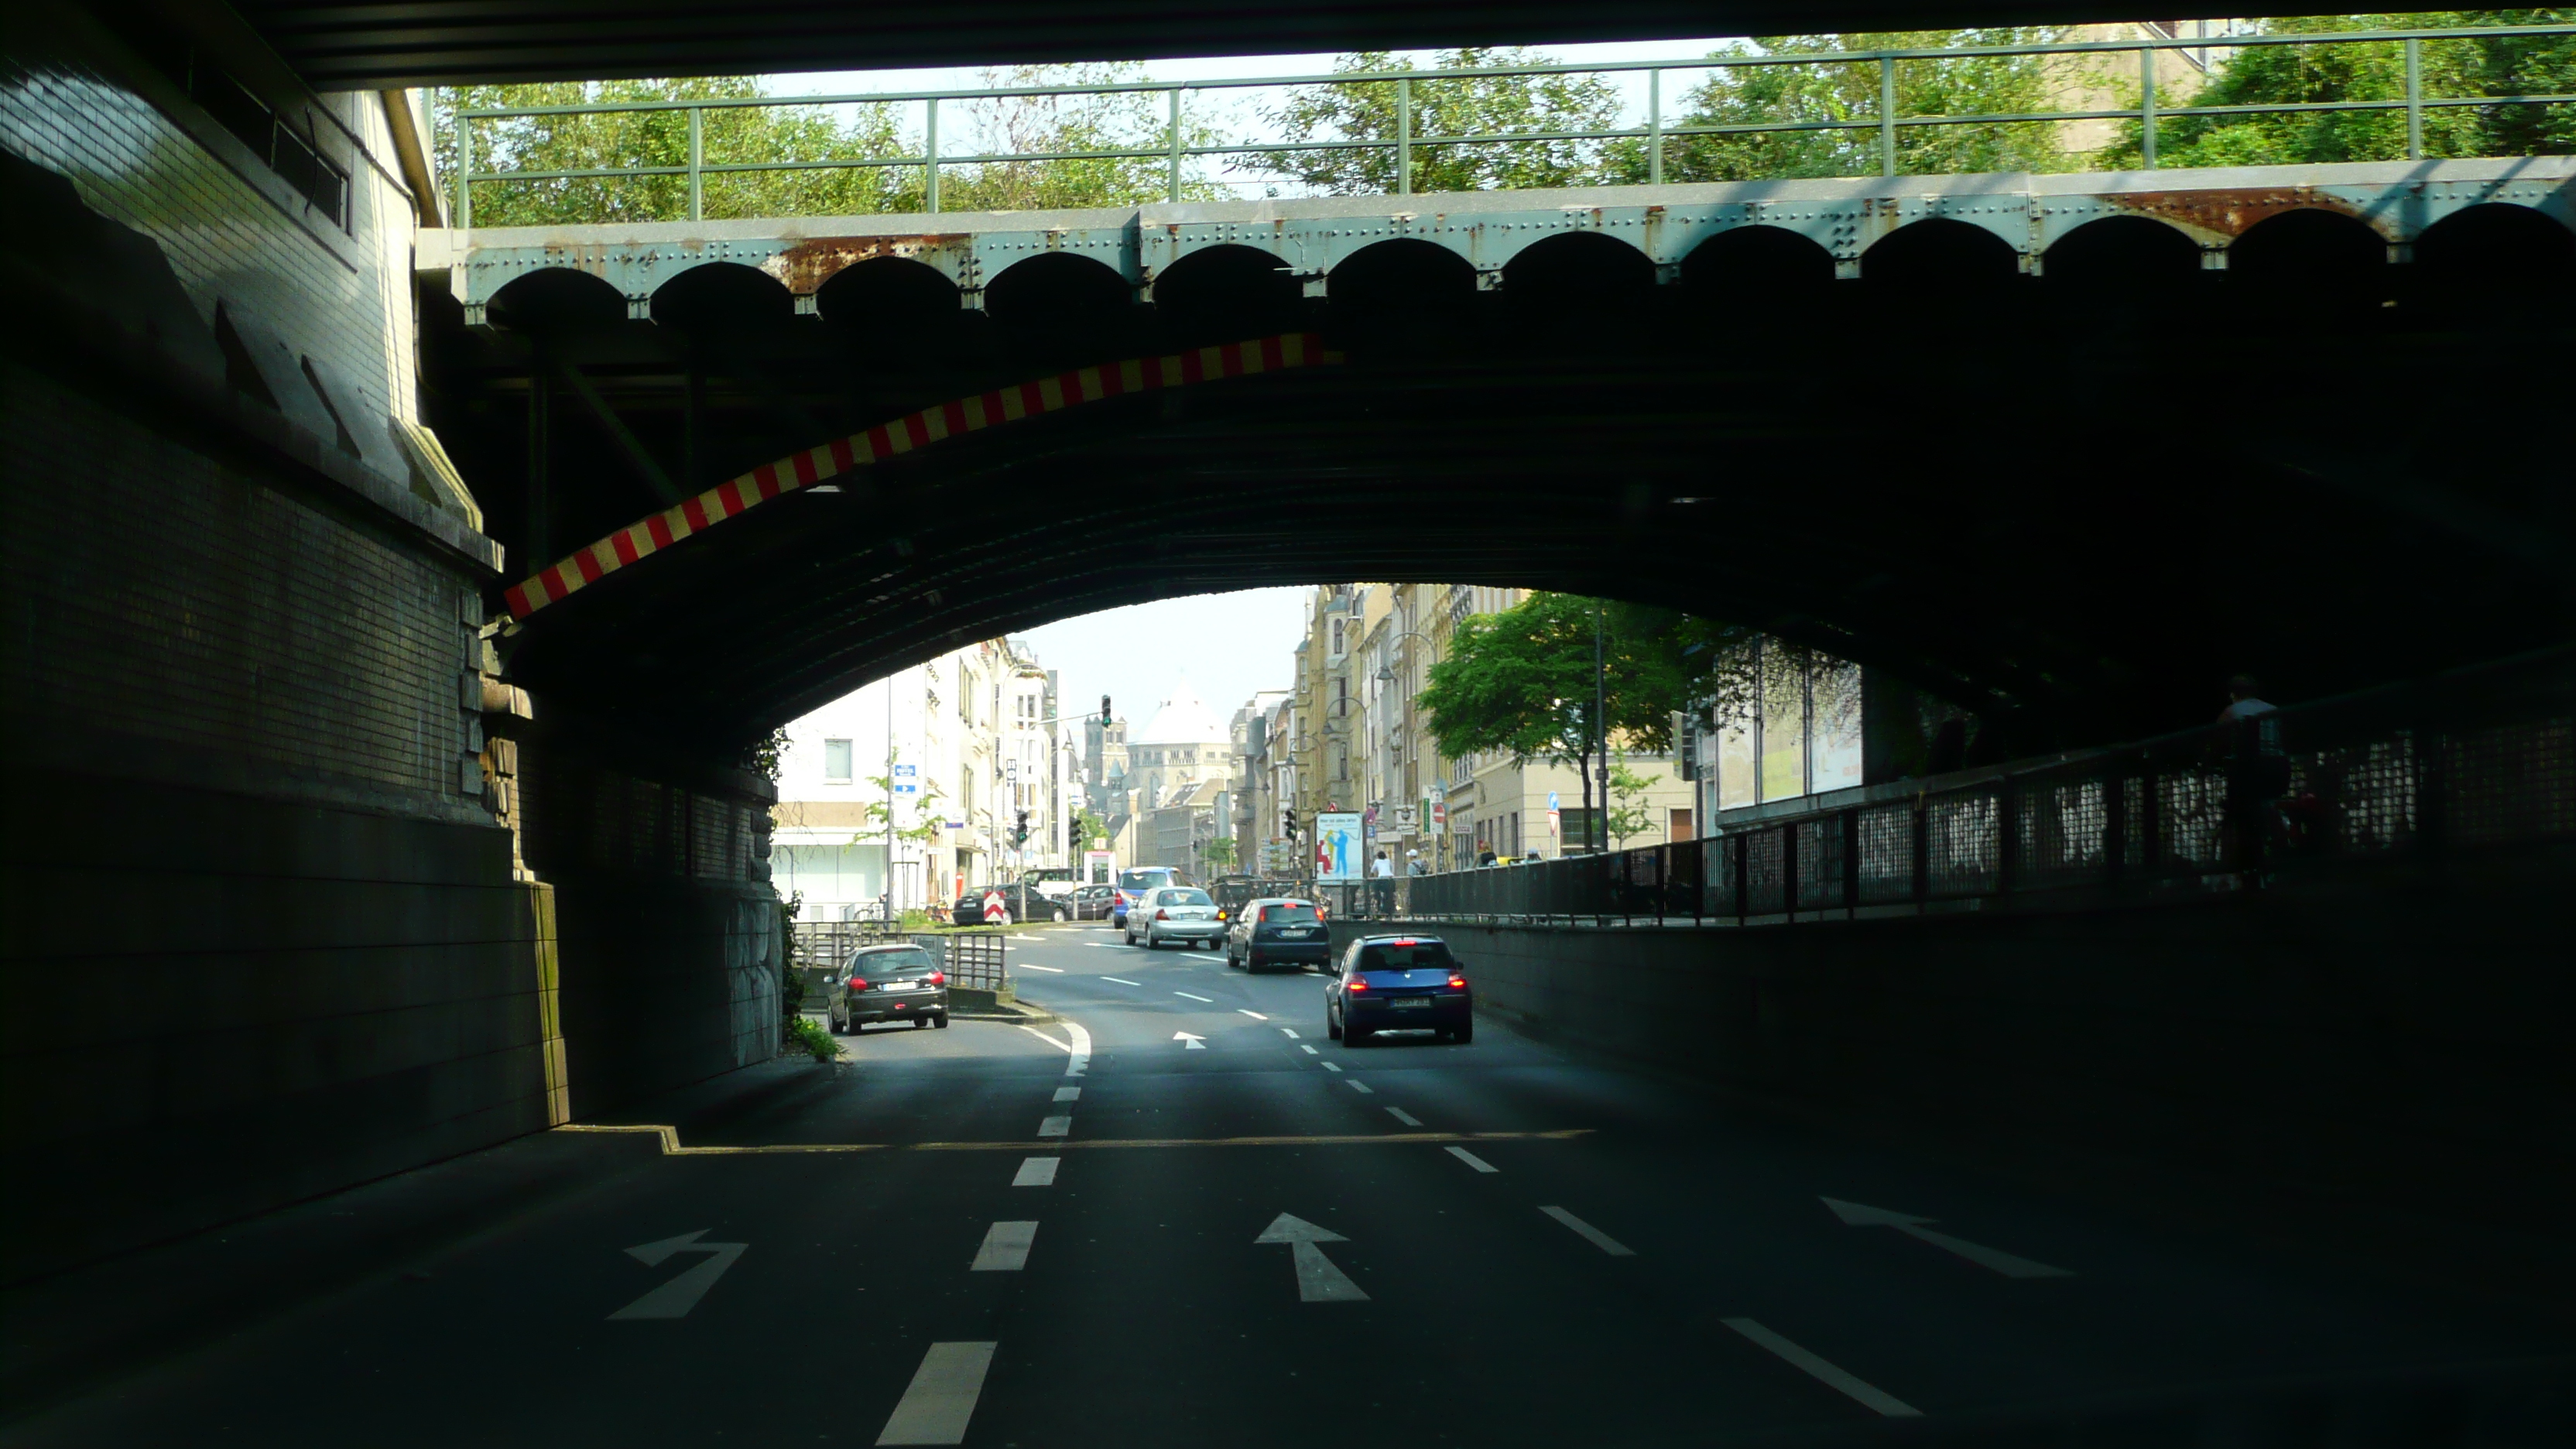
<box><xmin>1392</xmin><ymin>938</ymin><xmax>1417</xmax><ymax>947</ymax></box>
<box><xmin>1155</xmin><ymin>908</ymin><xmax>1170</xmax><ymax>920</ymax></box>
<box><xmin>1346</xmin><ymin>978</ymin><xmax>1368</xmax><ymax>992</ymax></box>
<box><xmin>847</xmin><ymin>977</ymin><xmax>868</xmax><ymax>991</ymax></box>
<box><xmin>1447</xmin><ymin>975</ymin><xmax>1467</xmax><ymax>988</ymax></box>
<box><xmin>1256</xmin><ymin>906</ymin><xmax>1270</xmax><ymax>923</ymax></box>
<box><xmin>928</xmin><ymin>971</ymin><xmax>946</xmax><ymax>986</ymax></box>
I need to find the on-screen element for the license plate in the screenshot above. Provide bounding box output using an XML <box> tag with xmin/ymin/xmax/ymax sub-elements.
<box><xmin>1281</xmin><ymin>928</ymin><xmax>1312</xmax><ymax>937</ymax></box>
<box><xmin>1390</xmin><ymin>997</ymin><xmax>1430</xmax><ymax>1009</ymax></box>
<box><xmin>882</xmin><ymin>981</ymin><xmax>914</xmax><ymax>992</ymax></box>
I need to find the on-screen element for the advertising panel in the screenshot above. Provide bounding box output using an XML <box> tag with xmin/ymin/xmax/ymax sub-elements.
<box><xmin>1315</xmin><ymin>811</ymin><xmax>1363</xmax><ymax>881</ymax></box>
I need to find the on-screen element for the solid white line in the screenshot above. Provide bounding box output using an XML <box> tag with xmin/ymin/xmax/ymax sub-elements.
<box><xmin>1238</xmin><ymin>1009</ymin><xmax>1269</xmax><ymax>1019</ymax></box>
<box><xmin>1013</xmin><ymin>1026</ymin><xmax>1071</xmax><ymax>1053</ymax></box>
<box><xmin>1037</xmin><ymin>1115</ymin><xmax>1070</xmax><ymax>1138</ymax></box>
<box><xmin>1101</xmin><ymin>977</ymin><xmax>1141</xmax><ymax>986</ymax></box>
<box><xmin>1299</xmin><ymin>1044</ymin><xmax>1318</xmax><ymax>1055</ymax></box>
<box><xmin>1318</xmin><ymin>1060</ymin><xmax>1342</xmax><ymax>1073</ymax></box>
<box><xmin>1721</xmin><ymin>1318</ymin><xmax>1920</xmax><ymax>1417</ymax></box>
<box><xmin>1017</xmin><ymin>963</ymin><xmax>1065</xmax><ymax>973</ymax></box>
<box><xmin>1053</xmin><ymin>1086</ymin><xmax>1081</xmax><ymax>1102</ymax></box>
<box><xmin>1384</xmin><ymin>1107</ymin><xmax>1422</xmax><ymax>1127</ymax></box>
<box><xmin>1445</xmin><ymin>1146</ymin><xmax>1499</xmax><ymax>1173</ymax></box>
<box><xmin>1539</xmin><ymin>1205</ymin><xmax>1636</xmax><ymax>1256</ymax></box>
<box><xmin>1006</xmin><ymin>934</ymin><xmax>1041</xmax><ymax>941</ymax></box>
<box><xmin>1347</xmin><ymin>1080</ymin><xmax>1374</xmax><ymax>1094</ymax></box>
<box><xmin>1279</xmin><ymin>1027</ymin><xmax>1300</xmax><ymax>1038</ymax></box>
<box><xmin>875</xmin><ymin>1341</ymin><xmax>998</xmax><ymax>1445</ymax></box>
<box><xmin>1012</xmin><ymin>1156</ymin><xmax>1059</xmax><ymax>1187</ymax></box>
<box><xmin>970</xmin><ymin>1221</ymin><xmax>1038</xmax><ymax>1272</ymax></box>
<box><xmin>1175</xmin><ymin>991</ymin><xmax>1215</xmax><ymax>1002</ymax></box>
<box><xmin>1084</xmin><ymin>943</ymin><xmax>1118</xmax><ymax>948</ymax></box>
<box><xmin>1061</xmin><ymin>1020</ymin><xmax>1091</xmax><ymax>1077</ymax></box>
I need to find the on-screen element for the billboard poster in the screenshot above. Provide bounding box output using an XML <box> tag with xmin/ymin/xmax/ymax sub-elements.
<box><xmin>1315</xmin><ymin>811</ymin><xmax>1363</xmax><ymax>881</ymax></box>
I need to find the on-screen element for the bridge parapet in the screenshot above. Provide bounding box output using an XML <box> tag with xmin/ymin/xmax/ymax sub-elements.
<box><xmin>443</xmin><ymin>156</ymin><xmax>2576</xmax><ymax>320</ymax></box>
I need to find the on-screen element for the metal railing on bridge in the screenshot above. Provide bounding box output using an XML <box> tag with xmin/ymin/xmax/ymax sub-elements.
<box><xmin>791</xmin><ymin>922</ymin><xmax>1007</xmax><ymax>999</ymax></box>
<box><xmin>450</xmin><ymin>22</ymin><xmax>2576</xmax><ymax>225</ymax></box>
<box><xmin>1355</xmin><ymin>646</ymin><xmax>2574</xmax><ymax>930</ymax></box>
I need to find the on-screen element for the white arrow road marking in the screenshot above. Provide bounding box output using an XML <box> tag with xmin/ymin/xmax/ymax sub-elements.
<box><xmin>1445</xmin><ymin>1146</ymin><xmax>1498</xmax><ymax>1173</ymax></box>
<box><xmin>1821</xmin><ymin>1197</ymin><xmax>2073</xmax><ymax>1278</ymax></box>
<box><xmin>1062</xmin><ymin>1021</ymin><xmax>1091</xmax><ymax>1077</ymax></box>
<box><xmin>1347</xmin><ymin>1080</ymin><xmax>1374</xmax><ymax>1094</ymax></box>
<box><xmin>1173</xmin><ymin>1032</ymin><xmax>1208</xmax><ymax>1050</ymax></box>
<box><xmin>1255</xmin><ymin>1213</ymin><xmax>1368</xmax><ymax>1302</ymax></box>
<box><xmin>1384</xmin><ymin>1107</ymin><xmax>1422</xmax><ymax>1127</ymax></box>
<box><xmin>1721</xmin><ymin>1318</ymin><xmax>1920</xmax><ymax>1417</ymax></box>
<box><xmin>1101</xmin><ymin>977</ymin><xmax>1141</xmax><ymax>986</ymax></box>
<box><xmin>1175</xmin><ymin>991</ymin><xmax>1214</xmax><ymax>1002</ymax></box>
<box><xmin>1053</xmin><ymin>1086</ymin><xmax>1081</xmax><ymax>1101</ymax></box>
<box><xmin>1017</xmin><ymin>963</ymin><xmax>1064</xmax><ymax>973</ymax></box>
<box><xmin>1012</xmin><ymin>1156</ymin><xmax>1059</xmax><ymax>1187</ymax></box>
<box><xmin>1238</xmin><ymin>1009</ymin><xmax>1269</xmax><ymax>1019</ymax></box>
<box><xmin>875</xmin><ymin>1341</ymin><xmax>998</xmax><ymax>1445</ymax></box>
<box><xmin>1318</xmin><ymin>1060</ymin><xmax>1341</xmax><ymax>1073</ymax></box>
<box><xmin>1540</xmin><ymin>1206</ymin><xmax>1636</xmax><ymax>1256</ymax></box>
<box><xmin>1037</xmin><ymin>1115</ymin><xmax>1071</xmax><ymax>1138</ymax></box>
<box><xmin>608</xmin><ymin>1230</ymin><xmax>748</xmax><ymax>1320</ymax></box>
<box><xmin>1278</xmin><ymin>1027</ymin><xmax>1300</xmax><ymax>1038</ymax></box>
<box><xmin>971</xmin><ymin>1221</ymin><xmax>1038</xmax><ymax>1272</ymax></box>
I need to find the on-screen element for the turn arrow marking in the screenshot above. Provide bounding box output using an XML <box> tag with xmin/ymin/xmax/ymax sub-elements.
<box><xmin>1255</xmin><ymin>1213</ymin><xmax>1368</xmax><ymax>1301</ymax></box>
<box><xmin>1173</xmin><ymin>1032</ymin><xmax>1207</xmax><ymax>1050</ymax></box>
<box><xmin>609</xmin><ymin>1229</ymin><xmax>748</xmax><ymax>1319</ymax></box>
<box><xmin>1821</xmin><ymin>1197</ymin><xmax>2073</xmax><ymax>1278</ymax></box>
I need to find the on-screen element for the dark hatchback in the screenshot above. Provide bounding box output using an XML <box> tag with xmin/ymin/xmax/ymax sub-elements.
<box><xmin>1327</xmin><ymin>935</ymin><xmax>1472</xmax><ymax>1044</ymax></box>
<box><xmin>1224</xmin><ymin>898</ymin><xmax>1331</xmax><ymax>974</ymax></box>
<box><xmin>827</xmin><ymin>943</ymin><xmax>950</xmax><ymax>1033</ymax></box>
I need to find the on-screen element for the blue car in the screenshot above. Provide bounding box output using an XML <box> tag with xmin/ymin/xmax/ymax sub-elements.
<box><xmin>1327</xmin><ymin>934</ymin><xmax>1473</xmax><ymax>1045</ymax></box>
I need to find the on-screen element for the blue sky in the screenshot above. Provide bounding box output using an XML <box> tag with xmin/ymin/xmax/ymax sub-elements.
<box><xmin>1015</xmin><ymin>587</ymin><xmax>1314</xmax><ymax>733</ymax></box>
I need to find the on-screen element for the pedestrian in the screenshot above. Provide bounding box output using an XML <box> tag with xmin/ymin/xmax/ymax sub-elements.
<box><xmin>1406</xmin><ymin>848</ymin><xmax>1425</xmax><ymax>877</ymax></box>
<box><xmin>1369</xmin><ymin>848</ymin><xmax>1395</xmax><ymax>914</ymax></box>
<box><xmin>2214</xmin><ymin>674</ymin><xmax>2290</xmax><ymax>877</ymax></box>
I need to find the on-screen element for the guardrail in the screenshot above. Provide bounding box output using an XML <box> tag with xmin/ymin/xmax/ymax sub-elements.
<box><xmin>450</xmin><ymin>22</ymin><xmax>2576</xmax><ymax>224</ymax></box>
<box><xmin>792</xmin><ymin>924</ymin><xmax>1008</xmax><ymax>992</ymax></box>
<box><xmin>1381</xmin><ymin>646</ymin><xmax>2574</xmax><ymax>928</ymax></box>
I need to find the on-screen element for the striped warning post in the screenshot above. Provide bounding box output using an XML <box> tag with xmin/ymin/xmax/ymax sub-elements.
<box><xmin>502</xmin><ymin>333</ymin><xmax>1341</xmax><ymax>620</ymax></box>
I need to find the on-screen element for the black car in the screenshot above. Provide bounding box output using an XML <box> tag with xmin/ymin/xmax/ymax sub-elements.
<box><xmin>1223</xmin><ymin>897</ymin><xmax>1331</xmax><ymax>973</ymax></box>
<box><xmin>1326</xmin><ymin>934</ymin><xmax>1473</xmax><ymax>1045</ymax></box>
<box><xmin>948</xmin><ymin>883</ymin><xmax>1069</xmax><ymax>926</ymax></box>
<box><xmin>828</xmin><ymin>942</ymin><xmax>950</xmax><ymax>1033</ymax></box>
<box><xmin>1068</xmin><ymin>883</ymin><xmax>1117</xmax><ymax>920</ymax></box>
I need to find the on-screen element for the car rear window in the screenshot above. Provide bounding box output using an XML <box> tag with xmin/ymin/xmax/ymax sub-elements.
<box><xmin>1355</xmin><ymin>941</ymin><xmax>1453</xmax><ymax>971</ymax></box>
<box><xmin>1161</xmin><ymin>889</ymin><xmax>1213</xmax><ymax>906</ymax></box>
<box><xmin>1259</xmin><ymin>903</ymin><xmax>1319</xmax><ymax>923</ymax></box>
<box><xmin>853</xmin><ymin>947</ymin><xmax>935</xmax><ymax>974</ymax></box>
<box><xmin>1119</xmin><ymin>869</ymin><xmax>1173</xmax><ymax>892</ymax></box>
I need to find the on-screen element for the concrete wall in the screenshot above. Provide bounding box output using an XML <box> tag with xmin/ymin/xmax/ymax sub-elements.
<box><xmin>1342</xmin><ymin>853</ymin><xmax>2576</xmax><ymax>1230</ymax></box>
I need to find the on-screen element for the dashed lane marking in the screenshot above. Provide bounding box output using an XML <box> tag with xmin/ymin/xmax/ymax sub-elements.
<box><xmin>1540</xmin><ymin>1205</ymin><xmax>1636</xmax><ymax>1256</ymax></box>
<box><xmin>1446</xmin><ymin>1146</ymin><xmax>1499</xmax><ymax>1173</ymax></box>
<box><xmin>1053</xmin><ymin>1086</ymin><xmax>1081</xmax><ymax>1102</ymax></box>
<box><xmin>875</xmin><ymin>1341</ymin><xmax>998</xmax><ymax>1445</ymax></box>
<box><xmin>1175</xmin><ymin>991</ymin><xmax>1215</xmax><ymax>1002</ymax></box>
<box><xmin>1037</xmin><ymin>1115</ymin><xmax>1071</xmax><ymax>1139</ymax></box>
<box><xmin>1385</xmin><ymin>1107</ymin><xmax>1422</xmax><ymax>1127</ymax></box>
<box><xmin>1299</xmin><ymin>1045</ymin><xmax>1319</xmax><ymax>1055</ymax></box>
<box><xmin>1721</xmin><ymin>1319</ymin><xmax>1922</xmax><ymax>1417</ymax></box>
<box><xmin>1347</xmin><ymin>1080</ymin><xmax>1374</xmax><ymax>1094</ymax></box>
<box><xmin>1319</xmin><ymin>1060</ymin><xmax>1342</xmax><ymax>1074</ymax></box>
<box><xmin>560</xmin><ymin>1124</ymin><xmax>1592</xmax><ymax>1153</ymax></box>
<box><xmin>970</xmin><ymin>1221</ymin><xmax>1038</xmax><ymax>1272</ymax></box>
<box><xmin>1017</xmin><ymin>963</ymin><xmax>1065</xmax><ymax>972</ymax></box>
<box><xmin>1101</xmin><ymin>977</ymin><xmax>1141</xmax><ymax>986</ymax></box>
<box><xmin>1013</xmin><ymin>1156</ymin><xmax>1060</xmax><ymax>1187</ymax></box>
<box><xmin>1238</xmin><ymin>1009</ymin><xmax>1269</xmax><ymax>1019</ymax></box>
<box><xmin>1279</xmin><ymin>1027</ymin><xmax>1300</xmax><ymax>1038</ymax></box>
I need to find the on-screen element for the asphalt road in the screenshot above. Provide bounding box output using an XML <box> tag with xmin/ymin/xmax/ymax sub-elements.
<box><xmin>13</xmin><ymin>922</ymin><xmax>2572</xmax><ymax>1447</ymax></box>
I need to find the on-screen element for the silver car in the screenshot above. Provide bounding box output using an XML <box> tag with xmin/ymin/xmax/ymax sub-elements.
<box><xmin>1125</xmin><ymin>886</ymin><xmax>1225</xmax><ymax>950</ymax></box>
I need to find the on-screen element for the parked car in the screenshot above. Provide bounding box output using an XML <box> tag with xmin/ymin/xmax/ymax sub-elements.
<box><xmin>1111</xmin><ymin>865</ymin><xmax>1186</xmax><ymax>927</ymax></box>
<box><xmin>1326</xmin><ymin>934</ymin><xmax>1472</xmax><ymax>1045</ymax></box>
<box><xmin>1068</xmin><ymin>883</ymin><xmax>1117</xmax><ymax>920</ymax></box>
<box><xmin>827</xmin><ymin>942</ymin><xmax>949</xmax><ymax>1033</ymax></box>
<box><xmin>1125</xmin><ymin>885</ymin><xmax>1225</xmax><ymax>949</ymax></box>
<box><xmin>1224</xmin><ymin>897</ymin><xmax>1329</xmax><ymax>973</ymax></box>
<box><xmin>949</xmin><ymin>883</ymin><xmax>1070</xmax><ymax>926</ymax></box>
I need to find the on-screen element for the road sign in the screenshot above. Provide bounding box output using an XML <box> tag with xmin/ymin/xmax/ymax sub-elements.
<box><xmin>1547</xmin><ymin>790</ymin><xmax>1561</xmax><ymax>840</ymax></box>
<box><xmin>894</xmin><ymin>764</ymin><xmax>916</xmax><ymax>777</ymax></box>
<box><xmin>982</xmin><ymin>890</ymin><xmax>1008</xmax><ymax>923</ymax></box>
<box><xmin>1430</xmin><ymin>800</ymin><xmax>1446</xmax><ymax>827</ymax></box>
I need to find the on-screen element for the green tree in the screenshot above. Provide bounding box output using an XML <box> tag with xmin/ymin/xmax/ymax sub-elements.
<box><xmin>1262</xmin><ymin>47</ymin><xmax>1626</xmax><ymax>194</ymax></box>
<box><xmin>1201</xmin><ymin>836</ymin><xmax>1238</xmax><ymax>870</ymax></box>
<box><xmin>1601</xmin><ymin>761</ymin><xmax>1663</xmax><ymax>849</ymax></box>
<box><xmin>1068</xmin><ymin>807</ymin><xmax>1111</xmax><ymax>853</ymax></box>
<box><xmin>1637</xmin><ymin>28</ymin><xmax>2078</xmax><ymax>183</ymax></box>
<box><xmin>940</xmin><ymin>63</ymin><xmax>1229</xmax><ymax>210</ymax></box>
<box><xmin>2105</xmin><ymin>12</ymin><xmax>2576</xmax><ymax>168</ymax></box>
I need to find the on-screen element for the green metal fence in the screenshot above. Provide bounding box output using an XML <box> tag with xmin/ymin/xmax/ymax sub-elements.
<box><xmin>450</xmin><ymin>22</ymin><xmax>2576</xmax><ymax>227</ymax></box>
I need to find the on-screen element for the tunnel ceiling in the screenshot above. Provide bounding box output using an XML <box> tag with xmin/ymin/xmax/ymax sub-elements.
<box><xmin>235</xmin><ymin>1</ymin><xmax>2360</xmax><ymax>87</ymax></box>
<box><xmin>433</xmin><ymin>204</ymin><xmax>2576</xmax><ymax>757</ymax></box>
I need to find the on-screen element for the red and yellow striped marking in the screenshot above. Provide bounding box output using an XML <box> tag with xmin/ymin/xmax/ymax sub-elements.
<box><xmin>503</xmin><ymin>332</ymin><xmax>1341</xmax><ymax>620</ymax></box>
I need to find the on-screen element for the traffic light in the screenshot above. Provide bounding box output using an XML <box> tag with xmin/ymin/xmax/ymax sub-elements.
<box><xmin>1284</xmin><ymin>808</ymin><xmax>1299</xmax><ymax>836</ymax></box>
<box><xmin>1014</xmin><ymin>810</ymin><xmax>1029</xmax><ymax>845</ymax></box>
<box><xmin>1100</xmin><ymin>694</ymin><xmax>1112</xmax><ymax>725</ymax></box>
<box><xmin>1067</xmin><ymin>816</ymin><xmax>1080</xmax><ymax>850</ymax></box>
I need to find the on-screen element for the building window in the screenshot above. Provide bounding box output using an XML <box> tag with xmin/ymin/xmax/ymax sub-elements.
<box><xmin>823</xmin><ymin>738</ymin><xmax>854</xmax><ymax>783</ymax></box>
